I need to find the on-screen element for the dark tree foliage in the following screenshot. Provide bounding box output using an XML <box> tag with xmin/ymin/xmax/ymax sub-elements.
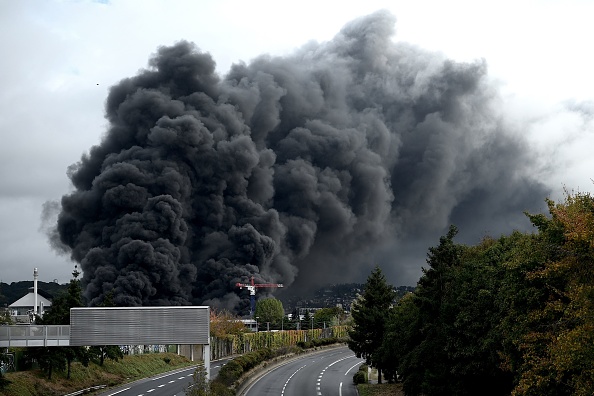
<box><xmin>24</xmin><ymin>266</ymin><xmax>88</xmax><ymax>379</ymax></box>
<box><xmin>399</xmin><ymin>225</ymin><xmax>462</xmax><ymax>395</ymax></box>
<box><xmin>23</xmin><ymin>347</ymin><xmax>66</xmax><ymax>380</ymax></box>
<box><xmin>348</xmin><ymin>265</ymin><xmax>395</xmax><ymax>384</ymax></box>
<box><xmin>377</xmin><ymin>192</ymin><xmax>594</xmax><ymax>396</ymax></box>
<box><xmin>383</xmin><ymin>226</ymin><xmax>519</xmax><ymax>395</ymax></box>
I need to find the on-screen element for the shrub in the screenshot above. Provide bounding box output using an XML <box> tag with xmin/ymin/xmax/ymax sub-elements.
<box><xmin>353</xmin><ymin>364</ymin><xmax>369</xmax><ymax>385</ymax></box>
<box><xmin>353</xmin><ymin>370</ymin><xmax>367</xmax><ymax>384</ymax></box>
<box><xmin>209</xmin><ymin>380</ymin><xmax>235</xmax><ymax>396</ymax></box>
<box><xmin>217</xmin><ymin>360</ymin><xmax>243</xmax><ymax>386</ymax></box>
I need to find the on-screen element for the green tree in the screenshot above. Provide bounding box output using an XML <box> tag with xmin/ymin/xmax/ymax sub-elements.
<box><xmin>313</xmin><ymin>306</ymin><xmax>342</xmax><ymax>328</ymax></box>
<box><xmin>25</xmin><ymin>266</ymin><xmax>88</xmax><ymax>379</ymax></box>
<box><xmin>0</xmin><ymin>309</ymin><xmax>11</xmax><ymax>324</ymax></box>
<box><xmin>254</xmin><ymin>297</ymin><xmax>284</xmax><ymax>329</ymax></box>
<box><xmin>347</xmin><ymin>265</ymin><xmax>395</xmax><ymax>384</ymax></box>
<box><xmin>395</xmin><ymin>226</ymin><xmax>462</xmax><ymax>394</ymax></box>
<box><xmin>514</xmin><ymin>192</ymin><xmax>594</xmax><ymax>396</ymax></box>
<box><xmin>185</xmin><ymin>364</ymin><xmax>234</xmax><ymax>396</ymax></box>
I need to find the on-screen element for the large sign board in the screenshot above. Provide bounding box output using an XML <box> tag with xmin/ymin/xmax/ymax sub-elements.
<box><xmin>69</xmin><ymin>306</ymin><xmax>209</xmax><ymax>346</ymax></box>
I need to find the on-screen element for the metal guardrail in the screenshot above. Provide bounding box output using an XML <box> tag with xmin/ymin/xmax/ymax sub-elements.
<box><xmin>0</xmin><ymin>325</ymin><xmax>70</xmax><ymax>347</ymax></box>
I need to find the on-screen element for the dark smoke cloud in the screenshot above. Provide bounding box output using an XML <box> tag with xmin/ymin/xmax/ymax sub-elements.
<box><xmin>55</xmin><ymin>10</ymin><xmax>549</xmax><ymax>309</ymax></box>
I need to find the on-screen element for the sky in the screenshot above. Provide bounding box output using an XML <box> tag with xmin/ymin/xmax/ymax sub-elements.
<box><xmin>1</xmin><ymin>0</ymin><xmax>593</xmax><ymax>291</ymax></box>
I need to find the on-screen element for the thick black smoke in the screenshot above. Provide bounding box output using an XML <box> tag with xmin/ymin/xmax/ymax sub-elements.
<box><xmin>55</xmin><ymin>10</ymin><xmax>548</xmax><ymax>309</ymax></box>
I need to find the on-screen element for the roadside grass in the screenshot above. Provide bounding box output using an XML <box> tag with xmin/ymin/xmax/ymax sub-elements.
<box><xmin>1</xmin><ymin>352</ymin><xmax>195</xmax><ymax>396</ymax></box>
<box><xmin>357</xmin><ymin>383</ymin><xmax>405</xmax><ymax>396</ymax></box>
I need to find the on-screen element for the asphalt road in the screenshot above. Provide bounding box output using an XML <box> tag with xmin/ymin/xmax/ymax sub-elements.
<box><xmin>95</xmin><ymin>356</ymin><xmax>233</xmax><ymax>396</ymax></box>
<box><xmin>240</xmin><ymin>346</ymin><xmax>364</xmax><ymax>396</ymax></box>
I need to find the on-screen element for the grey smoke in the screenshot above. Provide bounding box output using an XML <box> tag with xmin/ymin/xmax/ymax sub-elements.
<box><xmin>54</xmin><ymin>10</ymin><xmax>549</xmax><ymax>309</ymax></box>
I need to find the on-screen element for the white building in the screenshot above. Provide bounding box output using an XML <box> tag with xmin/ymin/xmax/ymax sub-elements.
<box><xmin>8</xmin><ymin>268</ymin><xmax>52</xmax><ymax>323</ymax></box>
<box><xmin>8</xmin><ymin>288</ymin><xmax>52</xmax><ymax>323</ymax></box>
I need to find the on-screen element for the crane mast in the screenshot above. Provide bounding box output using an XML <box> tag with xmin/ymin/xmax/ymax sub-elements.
<box><xmin>235</xmin><ymin>276</ymin><xmax>284</xmax><ymax>316</ymax></box>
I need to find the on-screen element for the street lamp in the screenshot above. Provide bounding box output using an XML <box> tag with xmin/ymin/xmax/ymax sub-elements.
<box><xmin>255</xmin><ymin>316</ymin><xmax>259</xmax><ymax>332</ymax></box>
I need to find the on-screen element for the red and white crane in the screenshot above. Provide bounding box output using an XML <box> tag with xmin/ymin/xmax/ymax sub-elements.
<box><xmin>236</xmin><ymin>276</ymin><xmax>284</xmax><ymax>316</ymax></box>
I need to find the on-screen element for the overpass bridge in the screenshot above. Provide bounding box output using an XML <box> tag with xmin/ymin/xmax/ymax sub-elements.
<box><xmin>0</xmin><ymin>306</ymin><xmax>211</xmax><ymax>377</ymax></box>
<box><xmin>0</xmin><ymin>325</ymin><xmax>70</xmax><ymax>347</ymax></box>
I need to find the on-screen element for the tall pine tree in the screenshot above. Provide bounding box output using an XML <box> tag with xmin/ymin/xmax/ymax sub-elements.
<box><xmin>348</xmin><ymin>266</ymin><xmax>395</xmax><ymax>383</ymax></box>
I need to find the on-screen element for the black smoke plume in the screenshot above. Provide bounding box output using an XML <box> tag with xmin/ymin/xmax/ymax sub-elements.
<box><xmin>55</xmin><ymin>10</ymin><xmax>548</xmax><ymax>309</ymax></box>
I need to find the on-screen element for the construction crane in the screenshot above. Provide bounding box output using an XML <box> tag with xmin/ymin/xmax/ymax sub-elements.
<box><xmin>236</xmin><ymin>276</ymin><xmax>284</xmax><ymax>316</ymax></box>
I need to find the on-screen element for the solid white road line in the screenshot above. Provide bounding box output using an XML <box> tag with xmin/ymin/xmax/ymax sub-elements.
<box><xmin>106</xmin><ymin>387</ymin><xmax>130</xmax><ymax>396</ymax></box>
<box><xmin>345</xmin><ymin>361</ymin><xmax>362</xmax><ymax>376</ymax></box>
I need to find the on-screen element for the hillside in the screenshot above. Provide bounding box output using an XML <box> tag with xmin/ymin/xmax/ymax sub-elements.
<box><xmin>0</xmin><ymin>281</ymin><xmax>67</xmax><ymax>308</ymax></box>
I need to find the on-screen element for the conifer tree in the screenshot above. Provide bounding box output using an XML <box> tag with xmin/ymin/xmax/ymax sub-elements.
<box><xmin>348</xmin><ymin>266</ymin><xmax>395</xmax><ymax>383</ymax></box>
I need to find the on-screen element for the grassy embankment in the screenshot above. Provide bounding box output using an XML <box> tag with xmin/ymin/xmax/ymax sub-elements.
<box><xmin>357</xmin><ymin>383</ymin><xmax>405</xmax><ymax>395</ymax></box>
<box><xmin>356</xmin><ymin>367</ymin><xmax>405</xmax><ymax>396</ymax></box>
<box><xmin>1</xmin><ymin>352</ymin><xmax>195</xmax><ymax>396</ymax></box>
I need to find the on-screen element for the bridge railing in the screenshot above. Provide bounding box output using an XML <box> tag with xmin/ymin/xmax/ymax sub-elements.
<box><xmin>0</xmin><ymin>325</ymin><xmax>70</xmax><ymax>347</ymax></box>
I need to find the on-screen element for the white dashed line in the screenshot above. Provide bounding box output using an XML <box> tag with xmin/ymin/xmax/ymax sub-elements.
<box><xmin>281</xmin><ymin>364</ymin><xmax>306</xmax><ymax>395</ymax></box>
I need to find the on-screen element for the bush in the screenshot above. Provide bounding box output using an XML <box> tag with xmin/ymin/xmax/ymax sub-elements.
<box><xmin>353</xmin><ymin>370</ymin><xmax>367</xmax><ymax>384</ymax></box>
<box><xmin>217</xmin><ymin>360</ymin><xmax>243</xmax><ymax>386</ymax></box>
<box><xmin>353</xmin><ymin>364</ymin><xmax>368</xmax><ymax>385</ymax></box>
<box><xmin>209</xmin><ymin>380</ymin><xmax>235</xmax><ymax>396</ymax></box>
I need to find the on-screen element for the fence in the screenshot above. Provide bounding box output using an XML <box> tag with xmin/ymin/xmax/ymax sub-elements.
<box><xmin>210</xmin><ymin>325</ymin><xmax>348</xmax><ymax>360</ymax></box>
<box><xmin>0</xmin><ymin>325</ymin><xmax>70</xmax><ymax>347</ymax></box>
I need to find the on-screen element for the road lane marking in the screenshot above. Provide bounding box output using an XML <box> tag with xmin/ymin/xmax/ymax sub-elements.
<box><xmin>152</xmin><ymin>366</ymin><xmax>196</xmax><ymax>381</ymax></box>
<box><xmin>339</xmin><ymin>382</ymin><xmax>343</xmax><ymax>396</ymax></box>
<box><xmin>315</xmin><ymin>354</ymin><xmax>359</xmax><ymax>396</ymax></box>
<box><xmin>105</xmin><ymin>387</ymin><xmax>130</xmax><ymax>396</ymax></box>
<box><xmin>281</xmin><ymin>364</ymin><xmax>306</xmax><ymax>395</ymax></box>
<box><xmin>345</xmin><ymin>361</ymin><xmax>363</xmax><ymax>375</ymax></box>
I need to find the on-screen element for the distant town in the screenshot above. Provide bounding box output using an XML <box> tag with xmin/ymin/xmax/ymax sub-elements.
<box><xmin>0</xmin><ymin>278</ymin><xmax>415</xmax><ymax>322</ymax></box>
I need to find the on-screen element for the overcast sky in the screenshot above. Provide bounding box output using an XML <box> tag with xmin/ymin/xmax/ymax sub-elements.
<box><xmin>1</xmin><ymin>0</ymin><xmax>593</xmax><ymax>287</ymax></box>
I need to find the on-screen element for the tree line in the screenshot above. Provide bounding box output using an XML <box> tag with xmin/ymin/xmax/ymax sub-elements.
<box><xmin>349</xmin><ymin>190</ymin><xmax>594</xmax><ymax>395</ymax></box>
<box><xmin>15</xmin><ymin>267</ymin><xmax>123</xmax><ymax>381</ymax></box>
